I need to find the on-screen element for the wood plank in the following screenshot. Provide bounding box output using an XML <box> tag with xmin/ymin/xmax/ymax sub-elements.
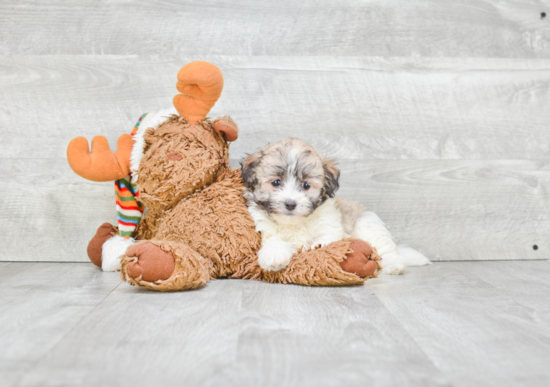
<box><xmin>1</xmin><ymin>55</ymin><xmax>549</xmax><ymax>161</ymax></box>
<box><xmin>2</xmin><ymin>158</ymin><xmax>547</xmax><ymax>262</ymax></box>
<box><xmin>2</xmin><ymin>56</ymin><xmax>548</xmax><ymax>263</ymax></box>
<box><xmin>17</xmin><ymin>278</ymin><xmax>450</xmax><ymax>387</ymax></box>
<box><xmin>0</xmin><ymin>263</ymin><xmax>121</xmax><ymax>387</ymax></box>
<box><xmin>0</xmin><ymin>158</ymin><xmax>116</xmax><ymax>262</ymax></box>
<box><xmin>336</xmin><ymin>159</ymin><xmax>550</xmax><ymax>261</ymax></box>
<box><xmin>370</xmin><ymin>262</ymin><xmax>550</xmax><ymax>387</ymax></box>
<box><xmin>0</xmin><ymin>262</ymin><xmax>38</xmax><ymax>282</ymax></box>
<box><xmin>223</xmin><ymin>281</ymin><xmax>449</xmax><ymax>386</ymax></box>
<box><xmin>2</xmin><ymin>262</ymin><xmax>550</xmax><ymax>386</ymax></box>
<box><xmin>456</xmin><ymin>261</ymin><xmax>550</xmax><ymax>321</ymax></box>
<box><xmin>9</xmin><ymin>262</ymin><xmax>550</xmax><ymax>386</ymax></box>
<box><xmin>0</xmin><ymin>0</ymin><xmax>548</xmax><ymax>58</ymax></box>
<box><xmin>16</xmin><ymin>279</ymin><xmax>245</xmax><ymax>387</ymax></box>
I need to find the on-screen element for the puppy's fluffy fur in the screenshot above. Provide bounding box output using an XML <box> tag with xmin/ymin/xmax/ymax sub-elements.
<box><xmin>241</xmin><ymin>137</ymin><xmax>431</xmax><ymax>273</ymax></box>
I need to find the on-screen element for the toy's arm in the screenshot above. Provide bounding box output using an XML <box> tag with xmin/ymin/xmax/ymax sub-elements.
<box><xmin>67</xmin><ymin>134</ymin><xmax>133</xmax><ymax>182</ymax></box>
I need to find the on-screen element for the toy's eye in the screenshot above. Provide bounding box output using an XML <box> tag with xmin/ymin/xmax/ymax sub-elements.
<box><xmin>272</xmin><ymin>179</ymin><xmax>282</xmax><ymax>187</ymax></box>
<box><xmin>301</xmin><ymin>182</ymin><xmax>310</xmax><ymax>190</ymax></box>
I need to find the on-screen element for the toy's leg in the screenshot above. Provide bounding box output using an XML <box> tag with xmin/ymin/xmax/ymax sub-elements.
<box><xmin>262</xmin><ymin>239</ymin><xmax>380</xmax><ymax>286</ymax></box>
<box><xmin>87</xmin><ymin>223</ymin><xmax>116</xmax><ymax>267</ymax></box>
<box><xmin>353</xmin><ymin>211</ymin><xmax>405</xmax><ymax>275</ymax></box>
<box><xmin>339</xmin><ymin>239</ymin><xmax>380</xmax><ymax>278</ymax></box>
<box><xmin>120</xmin><ymin>240</ymin><xmax>213</xmax><ymax>291</ymax></box>
<box><xmin>87</xmin><ymin>223</ymin><xmax>137</xmax><ymax>272</ymax></box>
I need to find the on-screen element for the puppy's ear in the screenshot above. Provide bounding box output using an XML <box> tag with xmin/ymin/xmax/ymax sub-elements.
<box><xmin>240</xmin><ymin>150</ymin><xmax>263</xmax><ymax>190</ymax></box>
<box><xmin>322</xmin><ymin>158</ymin><xmax>340</xmax><ymax>198</ymax></box>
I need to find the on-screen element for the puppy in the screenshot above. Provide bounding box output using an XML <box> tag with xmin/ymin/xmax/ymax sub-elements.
<box><xmin>241</xmin><ymin>137</ymin><xmax>431</xmax><ymax>274</ymax></box>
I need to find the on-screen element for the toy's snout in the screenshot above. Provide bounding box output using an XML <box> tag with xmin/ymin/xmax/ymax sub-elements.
<box><xmin>167</xmin><ymin>152</ymin><xmax>183</xmax><ymax>161</ymax></box>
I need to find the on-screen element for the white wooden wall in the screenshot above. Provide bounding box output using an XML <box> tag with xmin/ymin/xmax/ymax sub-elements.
<box><xmin>1</xmin><ymin>0</ymin><xmax>549</xmax><ymax>262</ymax></box>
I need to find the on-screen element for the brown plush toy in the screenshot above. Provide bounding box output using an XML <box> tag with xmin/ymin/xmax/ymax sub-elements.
<box><xmin>67</xmin><ymin>61</ymin><xmax>380</xmax><ymax>291</ymax></box>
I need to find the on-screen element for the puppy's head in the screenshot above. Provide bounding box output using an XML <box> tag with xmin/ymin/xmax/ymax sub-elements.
<box><xmin>241</xmin><ymin>137</ymin><xmax>339</xmax><ymax>224</ymax></box>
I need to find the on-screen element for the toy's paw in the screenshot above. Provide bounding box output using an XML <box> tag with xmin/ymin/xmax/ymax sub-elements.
<box><xmin>124</xmin><ymin>242</ymin><xmax>176</xmax><ymax>282</ymax></box>
<box><xmin>86</xmin><ymin>223</ymin><xmax>117</xmax><ymax>267</ymax></box>
<box><xmin>258</xmin><ymin>241</ymin><xmax>296</xmax><ymax>272</ymax></box>
<box><xmin>339</xmin><ymin>239</ymin><xmax>379</xmax><ymax>278</ymax></box>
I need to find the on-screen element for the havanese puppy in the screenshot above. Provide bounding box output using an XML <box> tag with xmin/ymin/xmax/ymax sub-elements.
<box><xmin>241</xmin><ymin>137</ymin><xmax>431</xmax><ymax>274</ymax></box>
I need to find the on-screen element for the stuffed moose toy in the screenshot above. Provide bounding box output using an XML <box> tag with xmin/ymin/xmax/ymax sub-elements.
<box><xmin>67</xmin><ymin>61</ymin><xmax>380</xmax><ymax>291</ymax></box>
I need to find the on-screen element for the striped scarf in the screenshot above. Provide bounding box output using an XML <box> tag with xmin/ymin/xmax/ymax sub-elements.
<box><xmin>115</xmin><ymin>114</ymin><xmax>147</xmax><ymax>238</ymax></box>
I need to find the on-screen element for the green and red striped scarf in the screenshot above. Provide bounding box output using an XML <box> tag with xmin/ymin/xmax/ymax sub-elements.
<box><xmin>114</xmin><ymin>115</ymin><xmax>147</xmax><ymax>238</ymax></box>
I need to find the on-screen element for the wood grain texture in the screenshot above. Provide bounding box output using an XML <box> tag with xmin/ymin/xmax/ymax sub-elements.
<box><xmin>224</xmin><ymin>281</ymin><xmax>449</xmax><ymax>386</ymax></box>
<box><xmin>0</xmin><ymin>159</ymin><xmax>117</xmax><ymax>262</ymax></box>
<box><xmin>15</xmin><ymin>273</ymin><xmax>450</xmax><ymax>387</ymax></box>
<box><xmin>0</xmin><ymin>0</ymin><xmax>549</xmax><ymax>58</ymax></box>
<box><xmin>2</xmin><ymin>55</ymin><xmax>550</xmax><ymax>161</ymax></box>
<box><xmin>1</xmin><ymin>158</ymin><xmax>547</xmax><ymax>262</ymax></box>
<box><xmin>17</xmin><ymin>279</ymin><xmax>245</xmax><ymax>387</ymax></box>
<box><xmin>336</xmin><ymin>159</ymin><xmax>550</xmax><ymax>261</ymax></box>
<box><xmin>1</xmin><ymin>261</ymin><xmax>549</xmax><ymax>386</ymax></box>
<box><xmin>371</xmin><ymin>262</ymin><xmax>550</xmax><ymax>387</ymax></box>
<box><xmin>0</xmin><ymin>263</ymin><xmax>121</xmax><ymax>387</ymax></box>
<box><xmin>1</xmin><ymin>6</ymin><xmax>549</xmax><ymax>263</ymax></box>
<box><xmin>459</xmin><ymin>260</ymin><xmax>550</xmax><ymax>321</ymax></box>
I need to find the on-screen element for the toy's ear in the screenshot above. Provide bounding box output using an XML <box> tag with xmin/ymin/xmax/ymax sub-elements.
<box><xmin>173</xmin><ymin>61</ymin><xmax>224</xmax><ymax>124</ymax></box>
<box><xmin>212</xmin><ymin>116</ymin><xmax>238</xmax><ymax>142</ymax></box>
<box><xmin>322</xmin><ymin>157</ymin><xmax>340</xmax><ymax>198</ymax></box>
<box><xmin>240</xmin><ymin>150</ymin><xmax>263</xmax><ymax>189</ymax></box>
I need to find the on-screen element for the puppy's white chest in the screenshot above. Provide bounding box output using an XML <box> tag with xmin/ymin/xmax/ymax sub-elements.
<box><xmin>268</xmin><ymin>223</ymin><xmax>318</xmax><ymax>250</ymax></box>
<box><xmin>250</xmin><ymin>199</ymin><xmax>345</xmax><ymax>250</ymax></box>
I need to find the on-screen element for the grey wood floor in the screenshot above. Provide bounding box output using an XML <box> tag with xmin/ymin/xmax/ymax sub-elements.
<box><xmin>0</xmin><ymin>261</ymin><xmax>549</xmax><ymax>387</ymax></box>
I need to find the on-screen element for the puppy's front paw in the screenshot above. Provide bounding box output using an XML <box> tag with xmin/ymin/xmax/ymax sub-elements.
<box><xmin>258</xmin><ymin>241</ymin><xmax>296</xmax><ymax>272</ymax></box>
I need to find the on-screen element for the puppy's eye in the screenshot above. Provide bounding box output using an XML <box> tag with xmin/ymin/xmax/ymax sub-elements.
<box><xmin>301</xmin><ymin>182</ymin><xmax>310</xmax><ymax>190</ymax></box>
<box><xmin>272</xmin><ymin>179</ymin><xmax>282</xmax><ymax>187</ymax></box>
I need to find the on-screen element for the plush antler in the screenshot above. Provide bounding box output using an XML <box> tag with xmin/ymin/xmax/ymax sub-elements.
<box><xmin>173</xmin><ymin>61</ymin><xmax>224</xmax><ymax>124</ymax></box>
<box><xmin>67</xmin><ymin>134</ymin><xmax>133</xmax><ymax>182</ymax></box>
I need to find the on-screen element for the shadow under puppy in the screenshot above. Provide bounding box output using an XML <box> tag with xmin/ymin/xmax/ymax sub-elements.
<box><xmin>241</xmin><ymin>137</ymin><xmax>431</xmax><ymax>274</ymax></box>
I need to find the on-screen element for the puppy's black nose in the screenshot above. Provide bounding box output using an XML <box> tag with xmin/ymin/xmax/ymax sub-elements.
<box><xmin>285</xmin><ymin>200</ymin><xmax>297</xmax><ymax>211</ymax></box>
